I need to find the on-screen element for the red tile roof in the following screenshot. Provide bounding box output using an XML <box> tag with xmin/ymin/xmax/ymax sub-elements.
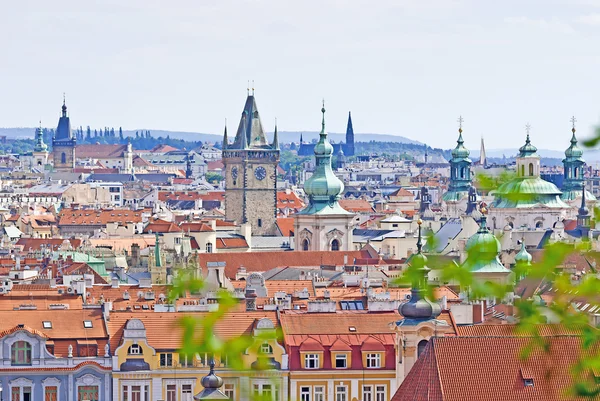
<box><xmin>179</xmin><ymin>222</ymin><xmax>215</xmax><ymax>232</ymax></box>
<box><xmin>76</xmin><ymin>144</ymin><xmax>129</xmax><ymax>158</ymax></box>
<box><xmin>277</xmin><ymin>191</ymin><xmax>305</xmax><ymax>210</ymax></box>
<box><xmin>16</xmin><ymin>238</ymin><xmax>82</xmax><ymax>251</ymax></box>
<box><xmin>143</xmin><ymin>222</ymin><xmax>183</xmax><ymax>233</ymax></box>
<box><xmin>207</xmin><ymin>160</ymin><xmax>224</xmax><ymax>171</ymax></box>
<box><xmin>392</xmin><ymin>335</ymin><xmax>593</xmax><ymax>401</ymax></box>
<box><xmin>216</xmin><ymin>238</ymin><xmax>249</xmax><ymax>249</ymax></box>
<box><xmin>339</xmin><ymin>199</ymin><xmax>374</xmax><ymax>213</ymax></box>
<box><xmin>58</xmin><ymin>208</ymin><xmax>146</xmax><ymax>226</ymax></box>
<box><xmin>276</xmin><ymin>218</ymin><xmax>295</xmax><ymax>236</ymax></box>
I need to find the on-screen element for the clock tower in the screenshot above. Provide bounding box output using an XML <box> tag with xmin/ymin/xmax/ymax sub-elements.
<box><xmin>222</xmin><ymin>92</ymin><xmax>280</xmax><ymax>235</ymax></box>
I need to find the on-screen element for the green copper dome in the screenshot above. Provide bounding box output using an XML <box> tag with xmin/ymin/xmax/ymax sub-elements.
<box><xmin>451</xmin><ymin>131</ymin><xmax>470</xmax><ymax>160</ymax></box>
<box><xmin>564</xmin><ymin>131</ymin><xmax>583</xmax><ymax>160</ymax></box>
<box><xmin>300</xmin><ymin>103</ymin><xmax>351</xmax><ymax>216</ymax></box>
<box><xmin>466</xmin><ymin>215</ymin><xmax>500</xmax><ymax>256</ymax></box>
<box><xmin>519</xmin><ymin>134</ymin><xmax>538</xmax><ymax>157</ymax></box>
<box><xmin>514</xmin><ymin>241</ymin><xmax>532</xmax><ymax>265</ymax></box>
<box><xmin>492</xmin><ymin>177</ymin><xmax>570</xmax><ymax>209</ymax></box>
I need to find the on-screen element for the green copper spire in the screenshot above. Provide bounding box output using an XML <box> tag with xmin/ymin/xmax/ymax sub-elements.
<box><xmin>34</xmin><ymin>121</ymin><xmax>48</xmax><ymax>152</ymax></box>
<box><xmin>444</xmin><ymin>117</ymin><xmax>472</xmax><ymax>202</ymax></box>
<box><xmin>154</xmin><ymin>232</ymin><xmax>162</xmax><ymax>268</ymax></box>
<box><xmin>300</xmin><ymin>101</ymin><xmax>350</xmax><ymax>215</ymax></box>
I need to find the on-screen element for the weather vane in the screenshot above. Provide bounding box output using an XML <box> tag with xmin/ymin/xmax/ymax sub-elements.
<box><xmin>570</xmin><ymin>116</ymin><xmax>577</xmax><ymax>131</ymax></box>
<box><xmin>525</xmin><ymin>123</ymin><xmax>531</xmax><ymax>135</ymax></box>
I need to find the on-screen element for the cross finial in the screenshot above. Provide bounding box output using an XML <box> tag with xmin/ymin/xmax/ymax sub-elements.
<box><xmin>63</xmin><ymin>92</ymin><xmax>66</xmax><ymax>104</ymax></box>
<box><xmin>525</xmin><ymin>122</ymin><xmax>531</xmax><ymax>135</ymax></box>
<box><xmin>252</xmin><ymin>80</ymin><xmax>255</xmax><ymax>95</ymax></box>
<box><xmin>247</xmin><ymin>81</ymin><xmax>249</xmax><ymax>95</ymax></box>
<box><xmin>570</xmin><ymin>115</ymin><xmax>577</xmax><ymax>133</ymax></box>
<box><xmin>457</xmin><ymin>115</ymin><xmax>464</xmax><ymax>133</ymax></box>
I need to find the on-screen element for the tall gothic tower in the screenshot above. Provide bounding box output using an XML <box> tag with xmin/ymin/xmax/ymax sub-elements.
<box><xmin>52</xmin><ymin>97</ymin><xmax>76</xmax><ymax>172</ymax></box>
<box><xmin>222</xmin><ymin>92</ymin><xmax>280</xmax><ymax>235</ymax></box>
<box><xmin>345</xmin><ymin>111</ymin><xmax>355</xmax><ymax>156</ymax></box>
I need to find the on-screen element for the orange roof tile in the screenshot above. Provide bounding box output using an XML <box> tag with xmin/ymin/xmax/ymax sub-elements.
<box><xmin>276</xmin><ymin>218</ymin><xmax>295</xmax><ymax>236</ymax></box>
<box><xmin>339</xmin><ymin>199</ymin><xmax>375</xmax><ymax>213</ymax></box>
<box><xmin>58</xmin><ymin>208</ymin><xmax>147</xmax><ymax>226</ymax></box>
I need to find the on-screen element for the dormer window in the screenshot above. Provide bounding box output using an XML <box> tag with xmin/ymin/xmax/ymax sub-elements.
<box><xmin>11</xmin><ymin>340</ymin><xmax>32</xmax><ymax>365</ymax></box>
<box><xmin>128</xmin><ymin>344</ymin><xmax>142</xmax><ymax>355</ymax></box>
<box><xmin>259</xmin><ymin>342</ymin><xmax>273</xmax><ymax>355</ymax></box>
<box><xmin>524</xmin><ymin>379</ymin><xmax>534</xmax><ymax>387</ymax></box>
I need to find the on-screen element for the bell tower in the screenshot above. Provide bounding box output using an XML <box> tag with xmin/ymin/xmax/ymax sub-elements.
<box><xmin>52</xmin><ymin>95</ymin><xmax>76</xmax><ymax>172</ymax></box>
<box><xmin>222</xmin><ymin>90</ymin><xmax>280</xmax><ymax>235</ymax></box>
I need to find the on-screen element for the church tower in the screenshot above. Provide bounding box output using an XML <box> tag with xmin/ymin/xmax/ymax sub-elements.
<box><xmin>345</xmin><ymin>111</ymin><xmax>355</xmax><ymax>156</ymax></box>
<box><xmin>294</xmin><ymin>103</ymin><xmax>354</xmax><ymax>252</ymax></box>
<box><xmin>222</xmin><ymin>91</ymin><xmax>280</xmax><ymax>235</ymax></box>
<box><xmin>443</xmin><ymin>117</ymin><xmax>472</xmax><ymax>216</ymax></box>
<box><xmin>562</xmin><ymin>116</ymin><xmax>596</xmax><ymax>203</ymax></box>
<box><xmin>52</xmin><ymin>97</ymin><xmax>76</xmax><ymax>172</ymax></box>
<box><xmin>32</xmin><ymin>122</ymin><xmax>49</xmax><ymax>167</ymax></box>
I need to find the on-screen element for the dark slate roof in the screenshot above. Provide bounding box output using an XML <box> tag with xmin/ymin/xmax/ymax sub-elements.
<box><xmin>136</xmin><ymin>173</ymin><xmax>177</xmax><ymax>183</ymax></box>
<box><xmin>166</xmin><ymin>199</ymin><xmax>196</xmax><ymax>210</ymax></box>
<box><xmin>426</xmin><ymin>218</ymin><xmax>463</xmax><ymax>253</ymax></box>
<box><xmin>87</xmin><ymin>174</ymin><xmax>135</xmax><ymax>182</ymax></box>
<box><xmin>231</xmin><ymin>95</ymin><xmax>272</xmax><ymax>150</ymax></box>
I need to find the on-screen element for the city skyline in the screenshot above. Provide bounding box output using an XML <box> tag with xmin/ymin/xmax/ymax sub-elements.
<box><xmin>2</xmin><ymin>0</ymin><xmax>600</xmax><ymax>150</ymax></box>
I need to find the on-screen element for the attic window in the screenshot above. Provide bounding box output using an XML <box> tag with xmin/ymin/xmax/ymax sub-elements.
<box><xmin>349</xmin><ymin>326</ymin><xmax>357</xmax><ymax>332</ymax></box>
<box><xmin>83</xmin><ymin>320</ymin><xmax>93</xmax><ymax>328</ymax></box>
<box><xmin>524</xmin><ymin>379</ymin><xmax>534</xmax><ymax>387</ymax></box>
<box><xmin>42</xmin><ymin>321</ymin><xmax>52</xmax><ymax>329</ymax></box>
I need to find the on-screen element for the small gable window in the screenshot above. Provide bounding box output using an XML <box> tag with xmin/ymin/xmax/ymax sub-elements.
<box><xmin>11</xmin><ymin>340</ymin><xmax>32</xmax><ymax>365</ymax></box>
<box><xmin>259</xmin><ymin>342</ymin><xmax>273</xmax><ymax>355</ymax></box>
<box><xmin>304</xmin><ymin>353</ymin><xmax>319</xmax><ymax>369</ymax></box>
<box><xmin>128</xmin><ymin>344</ymin><xmax>142</xmax><ymax>355</ymax></box>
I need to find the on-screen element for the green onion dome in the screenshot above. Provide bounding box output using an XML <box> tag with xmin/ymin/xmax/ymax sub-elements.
<box><xmin>514</xmin><ymin>241</ymin><xmax>532</xmax><ymax>265</ymax></box>
<box><xmin>519</xmin><ymin>134</ymin><xmax>538</xmax><ymax>157</ymax></box>
<box><xmin>451</xmin><ymin>131</ymin><xmax>470</xmax><ymax>160</ymax></box>
<box><xmin>564</xmin><ymin>131</ymin><xmax>583</xmax><ymax>160</ymax></box>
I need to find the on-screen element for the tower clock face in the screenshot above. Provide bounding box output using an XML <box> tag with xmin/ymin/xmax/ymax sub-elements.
<box><xmin>255</xmin><ymin>166</ymin><xmax>267</xmax><ymax>181</ymax></box>
<box><xmin>231</xmin><ymin>166</ymin><xmax>238</xmax><ymax>179</ymax></box>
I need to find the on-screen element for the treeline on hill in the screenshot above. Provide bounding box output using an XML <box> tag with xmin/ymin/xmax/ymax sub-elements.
<box><xmin>0</xmin><ymin>127</ymin><xmax>203</xmax><ymax>154</ymax></box>
<box><xmin>356</xmin><ymin>141</ymin><xmax>443</xmax><ymax>159</ymax></box>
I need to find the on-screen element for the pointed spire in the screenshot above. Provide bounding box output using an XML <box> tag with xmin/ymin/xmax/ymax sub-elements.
<box><xmin>222</xmin><ymin>120</ymin><xmax>228</xmax><ymax>150</ymax></box>
<box><xmin>154</xmin><ymin>233</ymin><xmax>162</xmax><ymax>268</ymax></box>
<box><xmin>240</xmin><ymin>112</ymin><xmax>248</xmax><ymax>149</ymax></box>
<box><xmin>61</xmin><ymin>93</ymin><xmax>67</xmax><ymax>117</ymax></box>
<box><xmin>272</xmin><ymin>119</ymin><xmax>279</xmax><ymax>150</ymax></box>
<box><xmin>300</xmin><ymin>132</ymin><xmax>303</xmax><ymax>144</ymax></box>
<box><xmin>579</xmin><ymin>184</ymin><xmax>589</xmax><ymax>217</ymax></box>
<box><xmin>320</xmin><ymin>100</ymin><xmax>326</xmax><ymax>136</ymax></box>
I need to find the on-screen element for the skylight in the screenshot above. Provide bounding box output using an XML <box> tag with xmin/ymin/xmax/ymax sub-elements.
<box><xmin>83</xmin><ymin>320</ymin><xmax>93</xmax><ymax>328</ymax></box>
<box><xmin>42</xmin><ymin>321</ymin><xmax>52</xmax><ymax>329</ymax></box>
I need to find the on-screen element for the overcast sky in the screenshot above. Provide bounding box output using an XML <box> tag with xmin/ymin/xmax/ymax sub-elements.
<box><xmin>2</xmin><ymin>0</ymin><xmax>600</xmax><ymax>150</ymax></box>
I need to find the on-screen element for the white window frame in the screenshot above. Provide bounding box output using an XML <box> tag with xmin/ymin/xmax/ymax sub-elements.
<box><xmin>335</xmin><ymin>385</ymin><xmax>347</xmax><ymax>401</ymax></box>
<box><xmin>42</xmin><ymin>378</ymin><xmax>61</xmax><ymax>401</ymax></box>
<box><xmin>362</xmin><ymin>385</ymin><xmax>373</xmax><ymax>401</ymax></box>
<box><xmin>304</xmin><ymin>353</ymin><xmax>320</xmax><ymax>369</ymax></box>
<box><xmin>128</xmin><ymin>344</ymin><xmax>142</xmax><ymax>355</ymax></box>
<box><xmin>9</xmin><ymin>378</ymin><xmax>34</xmax><ymax>401</ymax></box>
<box><xmin>376</xmin><ymin>385</ymin><xmax>386</xmax><ymax>401</ymax></box>
<box><xmin>75</xmin><ymin>374</ymin><xmax>102</xmax><ymax>401</ymax></box>
<box><xmin>163</xmin><ymin>380</ymin><xmax>195</xmax><ymax>401</ymax></box>
<box><xmin>223</xmin><ymin>382</ymin><xmax>235</xmax><ymax>400</ymax></box>
<box><xmin>300</xmin><ymin>386</ymin><xmax>311</xmax><ymax>401</ymax></box>
<box><xmin>314</xmin><ymin>386</ymin><xmax>325</xmax><ymax>401</ymax></box>
<box><xmin>366</xmin><ymin>353</ymin><xmax>381</xmax><ymax>368</ymax></box>
<box><xmin>252</xmin><ymin>381</ymin><xmax>279</xmax><ymax>401</ymax></box>
<box><xmin>121</xmin><ymin>381</ymin><xmax>151</xmax><ymax>401</ymax></box>
<box><xmin>335</xmin><ymin>353</ymin><xmax>347</xmax><ymax>369</ymax></box>
<box><xmin>260</xmin><ymin>342</ymin><xmax>273</xmax><ymax>354</ymax></box>
<box><xmin>181</xmin><ymin>383</ymin><xmax>193</xmax><ymax>401</ymax></box>
<box><xmin>159</xmin><ymin>352</ymin><xmax>173</xmax><ymax>367</ymax></box>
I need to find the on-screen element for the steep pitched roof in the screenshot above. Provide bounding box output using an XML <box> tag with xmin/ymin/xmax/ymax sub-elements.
<box><xmin>76</xmin><ymin>144</ymin><xmax>129</xmax><ymax>158</ymax></box>
<box><xmin>392</xmin><ymin>336</ymin><xmax>594</xmax><ymax>401</ymax></box>
<box><xmin>276</xmin><ymin>218</ymin><xmax>295</xmax><ymax>236</ymax></box>
<box><xmin>339</xmin><ymin>199</ymin><xmax>375</xmax><ymax>213</ymax></box>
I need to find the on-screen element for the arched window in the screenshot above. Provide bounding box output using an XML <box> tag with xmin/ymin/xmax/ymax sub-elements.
<box><xmin>11</xmin><ymin>341</ymin><xmax>32</xmax><ymax>365</ymax></box>
<box><xmin>302</xmin><ymin>239</ymin><xmax>309</xmax><ymax>251</ymax></box>
<box><xmin>508</xmin><ymin>221</ymin><xmax>514</xmax><ymax>229</ymax></box>
<box><xmin>259</xmin><ymin>342</ymin><xmax>273</xmax><ymax>355</ymax></box>
<box><xmin>206</xmin><ymin>242</ymin><xmax>213</xmax><ymax>253</ymax></box>
<box><xmin>536</xmin><ymin>221</ymin><xmax>543</xmax><ymax>229</ymax></box>
<box><xmin>128</xmin><ymin>344</ymin><xmax>142</xmax><ymax>355</ymax></box>
<box><xmin>520</xmin><ymin>165</ymin><xmax>524</xmax><ymax>177</ymax></box>
<box><xmin>460</xmin><ymin>167</ymin><xmax>465</xmax><ymax>178</ymax></box>
<box><xmin>417</xmin><ymin>340</ymin><xmax>428</xmax><ymax>358</ymax></box>
<box><xmin>61</xmin><ymin>152</ymin><xmax>67</xmax><ymax>164</ymax></box>
<box><xmin>529</xmin><ymin>163</ymin><xmax>534</xmax><ymax>176</ymax></box>
<box><xmin>574</xmin><ymin>168</ymin><xmax>578</xmax><ymax>178</ymax></box>
<box><xmin>331</xmin><ymin>239</ymin><xmax>340</xmax><ymax>251</ymax></box>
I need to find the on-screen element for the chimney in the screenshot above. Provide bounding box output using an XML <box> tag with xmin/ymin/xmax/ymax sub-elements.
<box><xmin>245</xmin><ymin>289</ymin><xmax>257</xmax><ymax>311</ymax></box>
<box><xmin>130</xmin><ymin>243</ymin><xmax>140</xmax><ymax>267</ymax></box>
<box><xmin>111</xmin><ymin>277</ymin><xmax>120</xmax><ymax>289</ymax></box>
<box><xmin>240</xmin><ymin>222</ymin><xmax>252</xmax><ymax>249</ymax></box>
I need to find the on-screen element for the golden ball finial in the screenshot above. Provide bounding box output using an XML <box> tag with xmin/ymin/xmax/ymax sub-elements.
<box><xmin>480</xmin><ymin>206</ymin><xmax>487</xmax><ymax>214</ymax></box>
<box><xmin>417</xmin><ymin>218</ymin><xmax>423</xmax><ymax>226</ymax></box>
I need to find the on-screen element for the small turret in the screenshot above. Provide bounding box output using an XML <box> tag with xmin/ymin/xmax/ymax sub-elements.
<box><xmin>272</xmin><ymin>121</ymin><xmax>279</xmax><ymax>150</ymax></box>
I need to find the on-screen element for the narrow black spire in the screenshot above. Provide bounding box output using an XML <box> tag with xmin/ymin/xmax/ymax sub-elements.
<box><xmin>345</xmin><ymin>111</ymin><xmax>355</xmax><ymax>156</ymax></box>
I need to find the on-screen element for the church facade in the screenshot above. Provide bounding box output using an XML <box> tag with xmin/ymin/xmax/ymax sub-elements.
<box><xmin>222</xmin><ymin>93</ymin><xmax>280</xmax><ymax>235</ymax></box>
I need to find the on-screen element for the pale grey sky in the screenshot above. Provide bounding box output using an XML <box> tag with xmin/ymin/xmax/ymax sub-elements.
<box><xmin>2</xmin><ymin>0</ymin><xmax>600</xmax><ymax>150</ymax></box>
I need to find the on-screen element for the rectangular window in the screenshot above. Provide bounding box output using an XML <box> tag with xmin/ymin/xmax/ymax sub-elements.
<box><xmin>366</xmin><ymin>353</ymin><xmax>381</xmax><ymax>368</ymax></box>
<box><xmin>262</xmin><ymin>384</ymin><xmax>272</xmax><ymax>400</ymax></box>
<box><xmin>304</xmin><ymin>353</ymin><xmax>319</xmax><ymax>369</ymax></box>
<box><xmin>376</xmin><ymin>386</ymin><xmax>386</xmax><ymax>401</ymax></box>
<box><xmin>301</xmin><ymin>387</ymin><xmax>311</xmax><ymax>401</ymax></box>
<box><xmin>166</xmin><ymin>385</ymin><xmax>177</xmax><ymax>401</ymax></box>
<box><xmin>12</xmin><ymin>388</ymin><xmax>20</xmax><ymax>401</ymax></box>
<box><xmin>224</xmin><ymin>383</ymin><xmax>235</xmax><ymax>400</ymax></box>
<box><xmin>179</xmin><ymin>353</ymin><xmax>194</xmax><ymax>367</ymax></box>
<box><xmin>160</xmin><ymin>353</ymin><xmax>173</xmax><ymax>367</ymax></box>
<box><xmin>45</xmin><ymin>386</ymin><xmax>58</xmax><ymax>401</ymax></box>
<box><xmin>362</xmin><ymin>385</ymin><xmax>373</xmax><ymax>401</ymax></box>
<box><xmin>182</xmin><ymin>384</ymin><xmax>193</xmax><ymax>401</ymax></box>
<box><xmin>132</xmin><ymin>386</ymin><xmax>141</xmax><ymax>401</ymax></box>
<box><xmin>258</xmin><ymin>219</ymin><xmax>262</xmax><ymax>227</ymax></box>
<box><xmin>336</xmin><ymin>386</ymin><xmax>347</xmax><ymax>401</ymax></box>
<box><xmin>78</xmin><ymin>385</ymin><xmax>99</xmax><ymax>401</ymax></box>
<box><xmin>122</xmin><ymin>386</ymin><xmax>129</xmax><ymax>401</ymax></box>
<box><xmin>314</xmin><ymin>386</ymin><xmax>325</xmax><ymax>401</ymax></box>
<box><xmin>335</xmin><ymin>354</ymin><xmax>347</xmax><ymax>368</ymax></box>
